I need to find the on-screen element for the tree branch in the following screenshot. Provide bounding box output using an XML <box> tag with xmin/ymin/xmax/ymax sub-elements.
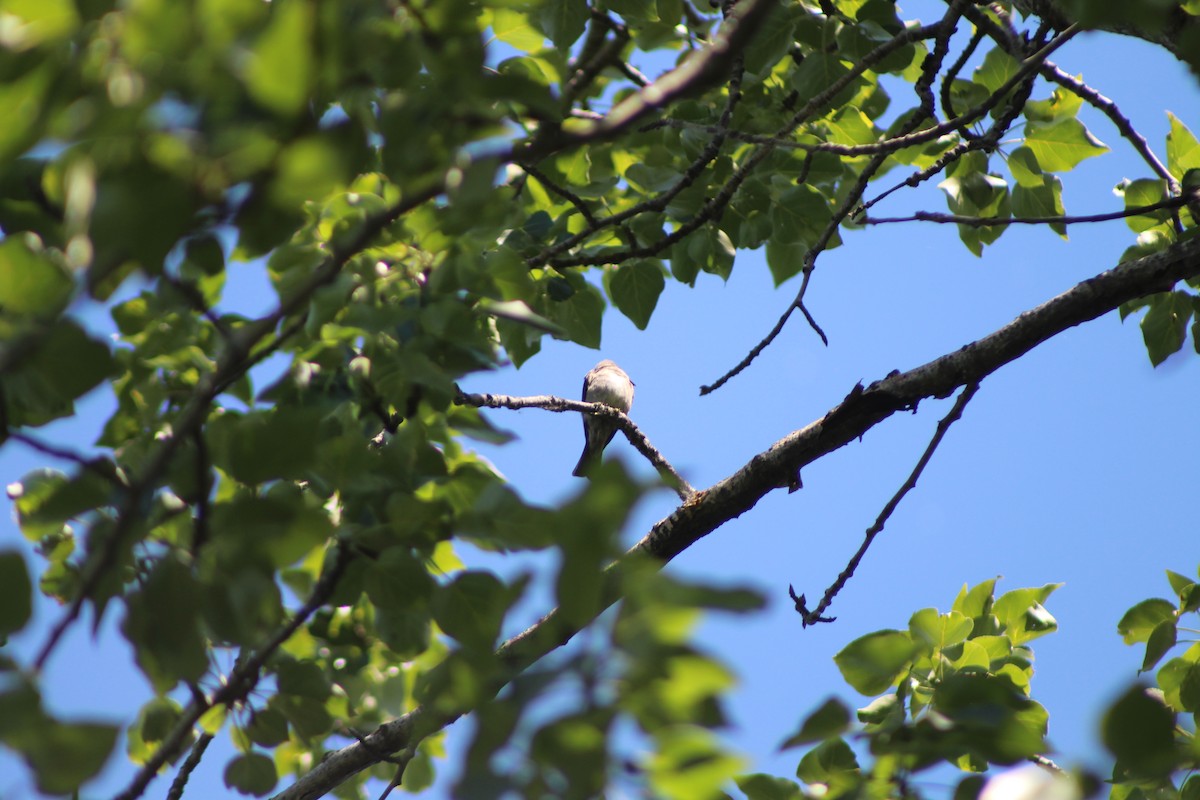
<box><xmin>798</xmin><ymin>381</ymin><xmax>980</xmax><ymax>627</ymax></box>
<box><xmin>165</xmin><ymin>733</ymin><xmax>214</xmax><ymax>800</ymax></box>
<box><xmin>862</xmin><ymin>191</ymin><xmax>1197</xmax><ymax>227</ymax></box>
<box><xmin>273</xmin><ymin>234</ymin><xmax>1200</xmax><ymax>800</ymax></box>
<box><xmin>455</xmin><ymin>390</ymin><xmax>695</xmax><ymax>499</ymax></box>
<box><xmin>111</xmin><ymin>544</ymin><xmax>350</xmax><ymax>800</ymax></box>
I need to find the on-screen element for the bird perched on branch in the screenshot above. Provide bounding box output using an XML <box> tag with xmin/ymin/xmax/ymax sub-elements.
<box><xmin>572</xmin><ymin>359</ymin><xmax>635</xmax><ymax>477</ymax></box>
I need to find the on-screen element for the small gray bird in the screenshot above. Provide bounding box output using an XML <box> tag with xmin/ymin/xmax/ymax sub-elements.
<box><xmin>572</xmin><ymin>359</ymin><xmax>635</xmax><ymax>477</ymax></box>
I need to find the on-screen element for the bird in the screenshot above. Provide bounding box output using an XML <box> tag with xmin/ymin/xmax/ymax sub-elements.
<box><xmin>572</xmin><ymin>359</ymin><xmax>635</xmax><ymax>477</ymax></box>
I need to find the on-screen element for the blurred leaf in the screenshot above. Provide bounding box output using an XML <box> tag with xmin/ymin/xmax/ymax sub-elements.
<box><xmin>795</xmin><ymin>738</ymin><xmax>861</xmax><ymax>793</ymax></box>
<box><xmin>779</xmin><ymin>698</ymin><xmax>852</xmax><ymax>749</ymax></box>
<box><xmin>0</xmin><ymin>551</ymin><xmax>33</xmax><ymax>637</ymax></box>
<box><xmin>736</xmin><ymin>772</ymin><xmax>804</xmax><ymax>800</ymax></box>
<box><xmin>23</xmin><ymin>721</ymin><xmax>120</xmax><ymax>795</ymax></box>
<box><xmin>432</xmin><ymin>570</ymin><xmax>512</xmax><ymax>651</ymax></box>
<box><xmin>224</xmin><ymin>751</ymin><xmax>278</xmax><ymax>796</ymax></box>
<box><xmin>244</xmin><ymin>1</ymin><xmax>313</xmax><ymax>116</ymax></box>
<box><xmin>123</xmin><ymin>557</ymin><xmax>208</xmax><ymax>692</ymax></box>
<box><xmin>276</xmin><ymin>659</ymin><xmax>331</xmax><ymax>701</ymax></box>
<box><xmin>246</xmin><ymin>708</ymin><xmax>289</xmax><ymax>748</ymax></box>
<box><xmin>537</xmin><ymin>2</ymin><xmax>588</xmax><ymax>48</ymax></box>
<box><xmin>1102</xmin><ymin>685</ymin><xmax>1177</xmax><ymax>778</ymax></box>
<box><xmin>0</xmin><ymin>235</ymin><xmax>72</xmax><ymax>315</ymax></box>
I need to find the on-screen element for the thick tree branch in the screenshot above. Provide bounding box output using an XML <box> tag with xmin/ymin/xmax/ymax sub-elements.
<box><xmin>273</xmin><ymin>236</ymin><xmax>1200</xmax><ymax>800</ymax></box>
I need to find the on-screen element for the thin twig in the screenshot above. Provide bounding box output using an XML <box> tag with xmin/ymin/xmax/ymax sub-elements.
<box><xmin>456</xmin><ymin>390</ymin><xmax>695</xmax><ymax>499</ymax></box>
<box><xmin>700</xmin><ymin>300</ymin><xmax>800</xmax><ymax>395</ymax></box>
<box><xmin>862</xmin><ymin>192</ymin><xmax>1196</xmax><ymax>227</ymax></box>
<box><xmin>517</xmin><ymin>162</ymin><xmax>601</xmax><ymax>228</ymax></box>
<box><xmin>5</xmin><ymin>430</ymin><xmax>124</xmax><ymax>487</ymax></box>
<box><xmin>165</xmin><ymin>733</ymin><xmax>214</xmax><ymax>800</ymax></box>
<box><xmin>111</xmin><ymin>544</ymin><xmax>350</xmax><ymax>800</ymax></box>
<box><xmin>800</xmin><ymin>382</ymin><xmax>980</xmax><ymax>627</ymax></box>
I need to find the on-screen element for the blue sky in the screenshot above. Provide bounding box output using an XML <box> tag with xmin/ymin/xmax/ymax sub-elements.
<box><xmin>2</xmin><ymin>6</ymin><xmax>1199</xmax><ymax>799</ymax></box>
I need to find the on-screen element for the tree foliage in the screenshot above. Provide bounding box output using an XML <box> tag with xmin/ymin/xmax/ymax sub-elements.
<box><xmin>1</xmin><ymin>0</ymin><xmax>1199</xmax><ymax>798</ymax></box>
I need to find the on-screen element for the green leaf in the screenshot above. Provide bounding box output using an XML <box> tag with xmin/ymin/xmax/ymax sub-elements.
<box><xmin>3</xmin><ymin>320</ymin><xmax>116</xmax><ymax>427</ymax></box>
<box><xmin>0</xmin><ymin>0</ymin><xmax>80</xmax><ymax>48</ymax></box>
<box><xmin>606</xmin><ymin>0</ymin><xmax>658</xmax><ymax>22</ymax></box>
<box><xmin>742</xmin><ymin>0</ymin><xmax>798</xmax><ymax>78</ymax></box>
<box><xmin>490</xmin><ymin>9</ymin><xmax>545</xmax><ymax>52</ymax></box>
<box><xmin>1167</xmin><ymin>112</ymin><xmax>1200</xmax><ymax>178</ymax></box>
<box><xmin>972</xmin><ymin>47</ymin><xmax>1020</xmax><ymax>93</ymax></box>
<box><xmin>736</xmin><ymin>772</ymin><xmax>804</xmax><ymax>800</ymax></box>
<box><xmin>1116</xmin><ymin>178</ymin><xmax>1170</xmax><ymax>232</ymax></box>
<box><xmin>645</xmin><ymin>726</ymin><xmax>746</xmax><ymax>799</ymax></box>
<box><xmin>834</xmin><ymin>630</ymin><xmax>917</xmax><ymax>696</ymax></box>
<box><xmin>244</xmin><ymin>1</ymin><xmax>313</xmax><ymax>116</ymax></box>
<box><xmin>1012</xmin><ymin>177</ymin><xmax>1066</xmax><ymax>237</ymax></box>
<box><xmin>992</xmin><ymin>584</ymin><xmax>1060</xmax><ymax>646</ymax></box>
<box><xmin>537</xmin><ymin>1</ymin><xmax>588</xmax><ymax>48</ymax></box>
<box><xmin>953</xmin><ymin>578</ymin><xmax>997</xmax><ymax>620</ymax></box>
<box><xmin>1142</xmin><ymin>620</ymin><xmax>1177</xmax><ymax>672</ymax></box>
<box><xmin>909</xmin><ymin>609</ymin><xmax>974</xmax><ymax>651</ymax></box>
<box><xmin>207</xmin><ymin>408</ymin><xmax>324</xmax><ymax>485</ymax></box>
<box><xmin>208</xmin><ymin>492</ymin><xmax>333</xmax><ymax>570</ymax></box>
<box><xmin>1166</xmin><ymin>569</ymin><xmax>1196</xmax><ymax>598</ymax></box>
<box><xmin>1118</xmin><ymin>597</ymin><xmax>1177</xmax><ymax>644</ymax></box>
<box><xmin>542</xmin><ymin>276</ymin><xmax>605</xmax><ymax>348</ymax></box>
<box><xmin>1024</xmin><ymin>118</ymin><xmax>1109</xmax><ymax>172</ymax></box>
<box><xmin>246</xmin><ymin>708</ymin><xmax>289</xmax><ymax>748</ymax></box>
<box><xmin>0</xmin><ymin>235</ymin><xmax>72</xmax><ymax>315</ymax></box>
<box><xmin>123</xmin><ymin>557</ymin><xmax>209</xmax><ymax>692</ymax></box>
<box><xmin>224</xmin><ymin>752</ymin><xmax>279</xmax><ymax>796</ymax></box>
<box><xmin>432</xmin><ymin>570</ymin><xmax>511</xmax><ymax>651</ymax></box>
<box><xmin>24</xmin><ymin>721</ymin><xmax>120</xmax><ymax>796</ymax></box>
<box><xmin>607</xmin><ymin>259</ymin><xmax>665</xmax><ymax>330</ymax></box>
<box><xmin>795</xmin><ymin>738</ymin><xmax>861</xmax><ymax>792</ymax></box>
<box><xmin>0</xmin><ymin>551</ymin><xmax>33</xmax><ymax>637</ymax></box>
<box><xmin>779</xmin><ymin>698</ymin><xmax>852</xmax><ymax>749</ymax></box>
<box><xmin>276</xmin><ymin>659</ymin><xmax>331</xmax><ymax>701</ymax></box>
<box><xmin>1024</xmin><ymin>86</ymin><xmax>1083</xmax><ymax>123</ymax></box>
<box><xmin>1006</xmin><ymin>147</ymin><xmax>1044</xmax><ymax>188</ymax></box>
<box><xmin>1102</xmin><ymin>685</ymin><xmax>1177</xmax><ymax>778</ymax></box>
<box><xmin>1139</xmin><ymin>291</ymin><xmax>1193</xmax><ymax>366</ymax></box>
<box><xmin>770</xmin><ymin>185</ymin><xmax>833</xmax><ymax>248</ymax></box>
<box><xmin>136</xmin><ymin>697</ymin><xmax>183</xmax><ymax>744</ymax></box>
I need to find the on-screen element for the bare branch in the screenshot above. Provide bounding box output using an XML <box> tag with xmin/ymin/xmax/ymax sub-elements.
<box><xmin>799</xmin><ymin>382</ymin><xmax>980</xmax><ymax>627</ymax></box>
<box><xmin>456</xmin><ymin>390</ymin><xmax>695</xmax><ymax>499</ymax></box>
<box><xmin>862</xmin><ymin>191</ymin><xmax>1197</xmax><ymax>227</ymax></box>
